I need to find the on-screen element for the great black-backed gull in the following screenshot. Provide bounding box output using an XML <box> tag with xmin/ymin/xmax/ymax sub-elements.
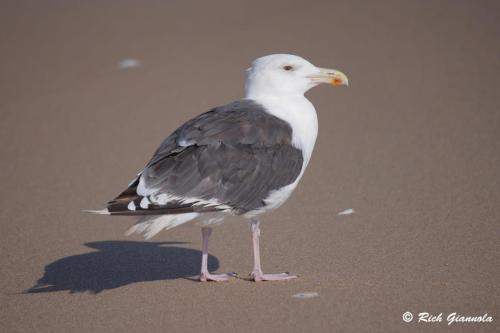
<box><xmin>87</xmin><ymin>54</ymin><xmax>348</xmax><ymax>281</ymax></box>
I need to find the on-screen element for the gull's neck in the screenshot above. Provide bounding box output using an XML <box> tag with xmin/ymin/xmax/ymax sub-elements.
<box><xmin>245</xmin><ymin>92</ymin><xmax>318</xmax><ymax>165</ymax></box>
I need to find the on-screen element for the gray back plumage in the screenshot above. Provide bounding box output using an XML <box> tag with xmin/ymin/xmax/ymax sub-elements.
<box><xmin>107</xmin><ymin>99</ymin><xmax>303</xmax><ymax>215</ymax></box>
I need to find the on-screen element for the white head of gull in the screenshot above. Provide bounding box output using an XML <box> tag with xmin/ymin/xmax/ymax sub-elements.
<box><xmin>246</xmin><ymin>54</ymin><xmax>348</xmax><ymax>164</ymax></box>
<box><xmin>86</xmin><ymin>54</ymin><xmax>348</xmax><ymax>282</ymax></box>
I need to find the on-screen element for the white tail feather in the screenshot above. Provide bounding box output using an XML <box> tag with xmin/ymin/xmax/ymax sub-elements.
<box><xmin>82</xmin><ymin>208</ymin><xmax>110</xmax><ymax>215</ymax></box>
<box><xmin>126</xmin><ymin>213</ymin><xmax>199</xmax><ymax>240</ymax></box>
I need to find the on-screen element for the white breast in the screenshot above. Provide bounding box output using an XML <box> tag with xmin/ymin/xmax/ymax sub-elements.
<box><xmin>251</xmin><ymin>95</ymin><xmax>318</xmax><ymax>166</ymax></box>
<box><xmin>244</xmin><ymin>95</ymin><xmax>319</xmax><ymax>216</ymax></box>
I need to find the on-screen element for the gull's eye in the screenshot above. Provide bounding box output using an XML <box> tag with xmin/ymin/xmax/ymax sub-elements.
<box><xmin>283</xmin><ymin>65</ymin><xmax>293</xmax><ymax>71</ymax></box>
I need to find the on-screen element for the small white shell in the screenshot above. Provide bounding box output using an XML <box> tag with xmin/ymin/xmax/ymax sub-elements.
<box><xmin>338</xmin><ymin>208</ymin><xmax>355</xmax><ymax>216</ymax></box>
<box><xmin>118</xmin><ymin>58</ymin><xmax>142</xmax><ymax>69</ymax></box>
<box><xmin>292</xmin><ymin>292</ymin><xmax>319</xmax><ymax>299</ymax></box>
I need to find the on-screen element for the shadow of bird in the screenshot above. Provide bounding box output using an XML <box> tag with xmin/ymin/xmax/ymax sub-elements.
<box><xmin>25</xmin><ymin>240</ymin><xmax>219</xmax><ymax>294</ymax></box>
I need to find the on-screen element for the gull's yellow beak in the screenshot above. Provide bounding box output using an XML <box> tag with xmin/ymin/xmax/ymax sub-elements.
<box><xmin>308</xmin><ymin>68</ymin><xmax>349</xmax><ymax>87</ymax></box>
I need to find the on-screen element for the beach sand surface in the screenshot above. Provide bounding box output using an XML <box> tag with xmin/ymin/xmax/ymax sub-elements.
<box><xmin>1</xmin><ymin>1</ymin><xmax>499</xmax><ymax>332</ymax></box>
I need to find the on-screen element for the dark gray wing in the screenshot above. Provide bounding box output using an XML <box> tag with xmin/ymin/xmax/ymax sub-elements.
<box><xmin>106</xmin><ymin>99</ymin><xmax>303</xmax><ymax>215</ymax></box>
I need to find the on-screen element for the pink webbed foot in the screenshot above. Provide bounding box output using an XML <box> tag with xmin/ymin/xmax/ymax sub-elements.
<box><xmin>199</xmin><ymin>227</ymin><xmax>237</xmax><ymax>282</ymax></box>
<box><xmin>199</xmin><ymin>272</ymin><xmax>236</xmax><ymax>282</ymax></box>
<box><xmin>251</xmin><ymin>271</ymin><xmax>297</xmax><ymax>282</ymax></box>
<box><xmin>248</xmin><ymin>219</ymin><xmax>298</xmax><ymax>282</ymax></box>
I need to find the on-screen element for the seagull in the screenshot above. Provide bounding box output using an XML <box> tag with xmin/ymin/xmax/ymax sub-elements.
<box><xmin>87</xmin><ymin>54</ymin><xmax>348</xmax><ymax>282</ymax></box>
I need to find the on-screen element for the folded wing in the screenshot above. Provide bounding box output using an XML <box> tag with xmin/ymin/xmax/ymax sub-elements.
<box><xmin>106</xmin><ymin>99</ymin><xmax>303</xmax><ymax>216</ymax></box>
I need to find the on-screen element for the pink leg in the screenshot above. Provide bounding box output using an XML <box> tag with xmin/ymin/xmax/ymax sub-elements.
<box><xmin>199</xmin><ymin>227</ymin><xmax>234</xmax><ymax>282</ymax></box>
<box><xmin>250</xmin><ymin>218</ymin><xmax>297</xmax><ymax>282</ymax></box>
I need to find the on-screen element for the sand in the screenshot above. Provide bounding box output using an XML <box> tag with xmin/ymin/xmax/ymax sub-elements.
<box><xmin>1</xmin><ymin>1</ymin><xmax>499</xmax><ymax>332</ymax></box>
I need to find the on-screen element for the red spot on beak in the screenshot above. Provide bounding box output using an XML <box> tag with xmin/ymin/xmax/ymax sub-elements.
<box><xmin>332</xmin><ymin>78</ymin><xmax>343</xmax><ymax>86</ymax></box>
